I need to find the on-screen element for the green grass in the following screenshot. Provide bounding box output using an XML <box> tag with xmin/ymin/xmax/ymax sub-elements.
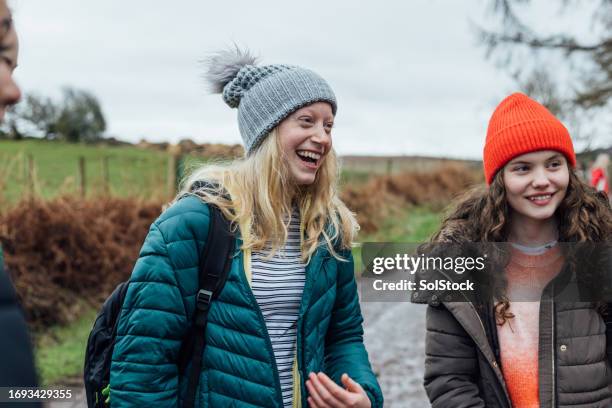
<box><xmin>0</xmin><ymin>139</ymin><xmax>170</xmax><ymax>203</ymax></box>
<box><xmin>35</xmin><ymin>307</ymin><xmax>97</xmax><ymax>386</ymax></box>
<box><xmin>361</xmin><ymin>206</ymin><xmax>442</xmax><ymax>243</ymax></box>
<box><xmin>352</xmin><ymin>205</ymin><xmax>443</xmax><ymax>275</ymax></box>
<box><xmin>0</xmin><ymin>140</ymin><xmax>382</xmax><ymax>206</ymax></box>
<box><xmin>340</xmin><ymin>169</ymin><xmax>374</xmax><ymax>187</ymax></box>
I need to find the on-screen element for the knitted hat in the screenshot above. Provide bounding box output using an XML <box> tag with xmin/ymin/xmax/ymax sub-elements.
<box><xmin>483</xmin><ymin>93</ymin><xmax>576</xmax><ymax>184</ymax></box>
<box><xmin>205</xmin><ymin>47</ymin><xmax>337</xmax><ymax>155</ymax></box>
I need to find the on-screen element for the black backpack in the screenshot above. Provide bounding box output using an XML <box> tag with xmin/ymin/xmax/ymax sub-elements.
<box><xmin>83</xmin><ymin>203</ymin><xmax>235</xmax><ymax>408</ymax></box>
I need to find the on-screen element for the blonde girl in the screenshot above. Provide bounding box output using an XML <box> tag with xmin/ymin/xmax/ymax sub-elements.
<box><xmin>110</xmin><ymin>47</ymin><xmax>383</xmax><ymax>408</ymax></box>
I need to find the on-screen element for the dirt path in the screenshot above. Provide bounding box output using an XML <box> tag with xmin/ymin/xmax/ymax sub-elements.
<box><xmin>361</xmin><ymin>299</ymin><xmax>429</xmax><ymax>407</ymax></box>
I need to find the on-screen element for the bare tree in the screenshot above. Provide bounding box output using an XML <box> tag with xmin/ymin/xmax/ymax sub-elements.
<box><xmin>18</xmin><ymin>93</ymin><xmax>58</xmax><ymax>139</ymax></box>
<box><xmin>477</xmin><ymin>0</ymin><xmax>612</xmax><ymax>147</ymax></box>
<box><xmin>55</xmin><ymin>88</ymin><xmax>106</xmax><ymax>143</ymax></box>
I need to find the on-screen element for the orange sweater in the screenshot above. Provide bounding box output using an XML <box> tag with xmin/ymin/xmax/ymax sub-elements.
<box><xmin>497</xmin><ymin>246</ymin><xmax>564</xmax><ymax>408</ymax></box>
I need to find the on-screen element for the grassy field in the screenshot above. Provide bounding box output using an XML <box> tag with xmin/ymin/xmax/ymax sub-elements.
<box><xmin>0</xmin><ymin>140</ymin><xmax>479</xmax><ymax>205</ymax></box>
<box><xmin>352</xmin><ymin>205</ymin><xmax>442</xmax><ymax>274</ymax></box>
<box><xmin>33</xmin><ymin>204</ymin><xmax>443</xmax><ymax>386</ymax></box>
<box><xmin>359</xmin><ymin>206</ymin><xmax>442</xmax><ymax>243</ymax></box>
<box><xmin>0</xmin><ymin>140</ymin><xmax>172</xmax><ymax>204</ymax></box>
<box><xmin>341</xmin><ymin>155</ymin><xmax>479</xmax><ymax>174</ymax></box>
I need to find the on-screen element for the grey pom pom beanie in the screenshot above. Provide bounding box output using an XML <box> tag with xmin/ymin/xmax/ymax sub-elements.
<box><xmin>205</xmin><ymin>47</ymin><xmax>337</xmax><ymax>154</ymax></box>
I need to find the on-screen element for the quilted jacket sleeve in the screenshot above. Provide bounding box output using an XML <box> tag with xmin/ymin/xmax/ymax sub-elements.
<box><xmin>110</xmin><ymin>220</ymin><xmax>190</xmax><ymax>407</ymax></box>
<box><xmin>323</xmin><ymin>249</ymin><xmax>383</xmax><ymax>408</ymax></box>
<box><xmin>424</xmin><ymin>304</ymin><xmax>485</xmax><ymax>408</ymax></box>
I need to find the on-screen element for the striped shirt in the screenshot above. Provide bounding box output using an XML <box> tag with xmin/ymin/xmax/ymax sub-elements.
<box><xmin>251</xmin><ymin>208</ymin><xmax>305</xmax><ymax>408</ymax></box>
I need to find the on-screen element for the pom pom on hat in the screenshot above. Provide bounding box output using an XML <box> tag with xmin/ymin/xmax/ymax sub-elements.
<box><xmin>203</xmin><ymin>45</ymin><xmax>258</xmax><ymax>94</ymax></box>
<box><xmin>483</xmin><ymin>93</ymin><xmax>576</xmax><ymax>184</ymax></box>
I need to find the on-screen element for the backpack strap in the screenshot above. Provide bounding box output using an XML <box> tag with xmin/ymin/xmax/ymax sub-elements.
<box><xmin>182</xmin><ymin>203</ymin><xmax>235</xmax><ymax>408</ymax></box>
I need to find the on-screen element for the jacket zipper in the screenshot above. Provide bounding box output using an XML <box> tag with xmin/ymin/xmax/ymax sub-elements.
<box><xmin>466</xmin><ymin>301</ymin><xmax>512</xmax><ymax>406</ymax></box>
<box><xmin>291</xmin><ymin>355</ymin><xmax>301</xmax><ymax>408</ymax></box>
<box><xmin>293</xmin><ymin>221</ymin><xmax>322</xmax><ymax>407</ymax></box>
<box><xmin>551</xmin><ymin>299</ymin><xmax>556</xmax><ymax>407</ymax></box>
<box><xmin>295</xmin><ymin>315</ymin><xmax>305</xmax><ymax>407</ymax></box>
<box><xmin>294</xmin><ymin>262</ymin><xmax>319</xmax><ymax>407</ymax></box>
<box><xmin>436</xmin><ymin>267</ymin><xmax>512</xmax><ymax>407</ymax></box>
<box><xmin>239</xmin><ymin>248</ymin><xmax>284</xmax><ymax>406</ymax></box>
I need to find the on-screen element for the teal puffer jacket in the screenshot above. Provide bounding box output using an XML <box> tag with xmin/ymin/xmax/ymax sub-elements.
<box><xmin>110</xmin><ymin>196</ymin><xmax>383</xmax><ymax>407</ymax></box>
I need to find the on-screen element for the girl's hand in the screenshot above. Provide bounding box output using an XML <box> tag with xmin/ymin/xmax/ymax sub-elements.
<box><xmin>306</xmin><ymin>372</ymin><xmax>371</xmax><ymax>408</ymax></box>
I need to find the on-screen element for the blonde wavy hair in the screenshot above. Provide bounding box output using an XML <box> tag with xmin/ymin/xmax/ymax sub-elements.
<box><xmin>175</xmin><ymin>129</ymin><xmax>358</xmax><ymax>263</ymax></box>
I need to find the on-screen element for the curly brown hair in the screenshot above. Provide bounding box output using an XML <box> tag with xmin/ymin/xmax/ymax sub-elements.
<box><xmin>432</xmin><ymin>169</ymin><xmax>612</xmax><ymax>325</ymax></box>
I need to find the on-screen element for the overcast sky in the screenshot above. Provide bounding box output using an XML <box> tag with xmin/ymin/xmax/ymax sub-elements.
<box><xmin>9</xmin><ymin>0</ymin><xmax>603</xmax><ymax>159</ymax></box>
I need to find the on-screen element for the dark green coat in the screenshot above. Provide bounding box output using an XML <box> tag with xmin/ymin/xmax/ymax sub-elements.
<box><xmin>110</xmin><ymin>196</ymin><xmax>383</xmax><ymax>407</ymax></box>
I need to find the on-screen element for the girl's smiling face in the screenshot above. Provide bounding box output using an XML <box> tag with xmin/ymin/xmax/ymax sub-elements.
<box><xmin>503</xmin><ymin>150</ymin><xmax>570</xmax><ymax>222</ymax></box>
<box><xmin>277</xmin><ymin>101</ymin><xmax>334</xmax><ymax>186</ymax></box>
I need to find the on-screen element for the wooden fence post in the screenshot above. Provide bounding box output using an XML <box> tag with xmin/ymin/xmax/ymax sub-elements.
<box><xmin>167</xmin><ymin>154</ymin><xmax>177</xmax><ymax>198</ymax></box>
<box><xmin>26</xmin><ymin>154</ymin><xmax>34</xmax><ymax>199</ymax></box>
<box><xmin>78</xmin><ymin>156</ymin><xmax>86</xmax><ymax>198</ymax></box>
<box><xmin>176</xmin><ymin>154</ymin><xmax>185</xmax><ymax>190</ymax></box>
<box><xmin>102</xmin><ymin>156</ymin><xmax>110</xmax><ymax>195</ymax></box>
<box><xmin>20</xmin><ymin>152</ymin><xmax>25</xmax><ymax>180</ymax></box>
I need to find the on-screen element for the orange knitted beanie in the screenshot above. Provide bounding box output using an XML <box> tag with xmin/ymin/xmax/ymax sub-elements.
<box><xmin>483</xmin><ymin>93</ymin><xmax>576</xmax><ymax>184</ymax></box>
